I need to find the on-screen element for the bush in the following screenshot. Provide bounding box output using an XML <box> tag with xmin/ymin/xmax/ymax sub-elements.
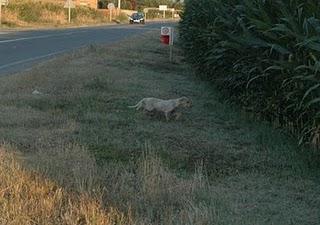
<box><xmin>115</xmin><ymin>12</ymin><xmax>129</xmax><ymax>23</ymax></box>
<box><xmin>179</xmin><ymin>0</ymin><xmax>320</xmax><ymax>147</ymax></box>
<box><xmin>69</xmin><ymin>6</ymin><xmax>105</xmax><ymax>21</ymax></box>
<box><xmin>43</xmin><ymin>2</ymin><xmax>62</xmax><ymax>13</ymax></box>
<box><xmin>16</xmin><ymin>2</ymin><xmax>42</xmax><ymax>22</ymax></box>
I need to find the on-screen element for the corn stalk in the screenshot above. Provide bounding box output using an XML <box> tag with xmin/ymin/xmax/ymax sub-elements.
<box><xmin>179</xmin><ymin>0</ymin><xmax>320</xmax><ymax>147</ymax></box>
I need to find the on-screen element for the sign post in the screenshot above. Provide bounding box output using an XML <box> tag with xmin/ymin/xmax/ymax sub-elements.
<box><xmin>117</xmin><ymin>0</ymin><xmax>121</xmax><ymax>10</ymax></box>
<box><xmin>171</xmin><ymin>8</ymin><xmax>174</xmax><ymax>19</ymax></box>
<box><xmin>64</xmin><ymin>0</ymin><xmax>75</xmax><ymax>23</ymax></box>
<box><xmin>160</xmin><ymin>27</ymin><xmax>174</xmax><ymax>62</ymax></box>
<box><xmin>68</xmin><ymin>3</ymin><xmax>71</xmax><ymax>23</ymax></box>
<box><xmin>0</xmin><ymin>0</ymin><xmax>9</xmax><ymax>26</ymax></box>
<box><xmin>107</xmin><ymin>3</ymin><xmax>115</xmax><ymax>22</ymax></box>
<box><xmin>143</xmin><ymin>8</ymin><xmax>148</xmax><ymax>21</ymax></box>
<box><xmin>159</xmin><ymin>5</ymin><xmax>167</xmax><ymax>19</ymax></box>
<box><xmin>0</xmin><ymin>0</ymin><xmax>2</xmax><ymax>26</ymax></box>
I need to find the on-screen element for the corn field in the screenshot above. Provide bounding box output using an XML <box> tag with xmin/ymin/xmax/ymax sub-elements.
<box><xmin>179</xmin><ymin>0</ymin><xmax>320</xmax><ymax>147</ymax></box>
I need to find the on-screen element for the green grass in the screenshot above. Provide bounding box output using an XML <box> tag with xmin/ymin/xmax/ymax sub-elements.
<box><xmin>0</xmin><ymin>32</ymin><xmax>319</xmax><ymax>224</ymax></box>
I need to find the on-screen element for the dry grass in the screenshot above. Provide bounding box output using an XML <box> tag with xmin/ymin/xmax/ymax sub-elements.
<box><xmin>0</xmin><ymin>144</ymin><xmax>217</xmax><ymax>225</ymax></box>
<box><xmin>0</xmin><ymin>31</ymin><xmax>319</xmax><ymax>224</ymax></box>
<box><xmin>0</xmin><ymin>146</ymin><xmax>128</xmax><ymax>225</ymax></box>
<box><xmin>99</xmin><ymin>146</ymin><xmax>217</xmax><ymax>225</ymax></box>
<box><xmin>2</xmin><ymin>0</ymin><xmax>108</xmax><ymax>27</ymax></box>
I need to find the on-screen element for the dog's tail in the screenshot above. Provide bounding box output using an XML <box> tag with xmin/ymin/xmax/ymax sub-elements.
<box><xmin>128</xmin><ymin>100</ymin><xmax>143</xmax><ymax>110</ymax></box>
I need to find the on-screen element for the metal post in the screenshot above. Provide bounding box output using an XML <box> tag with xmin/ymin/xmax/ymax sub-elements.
<box><xmin>68</xmin><ymin>2</ymin><xmax>71</xmax><ymax>23</ymax></box>
<box><xmin>169</xmin><ymin>28</ymin><xmax>174</xmax><ymax>62</ymax></box>
<box><xmin>117</xmin><ymin>0</ymin><xmax>121</xmax><ymax>16</ymax></box>
<box><xmin>0</xmin><ymin>1</ymin><xmax>2</xmax><ymax>26</ymax></box>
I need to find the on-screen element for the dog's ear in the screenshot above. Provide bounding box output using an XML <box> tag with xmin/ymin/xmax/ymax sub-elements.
<box><xmin>180</xmin><ymin>97</ymin><xmax>189</xmax><ymax>102</ymax></box>
<box><xmin>178</xmin><ymin>97</ymin><xmax>185</xmax><ymax>104</ymax></box>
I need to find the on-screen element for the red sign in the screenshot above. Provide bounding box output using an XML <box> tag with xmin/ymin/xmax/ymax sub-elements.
<box><xmin>161</xmin><ymin>35</ymin><xmax>170</xmax><ymax>45</ymax></box>
<box><xmin>160</xmin><ymin>27</ymin><xmax>173</xmax><ymax>45</ymax></box>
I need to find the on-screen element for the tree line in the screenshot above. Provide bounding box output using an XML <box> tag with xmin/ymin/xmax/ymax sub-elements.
<box><xmin>98</xmin><ymin>0</ymin><xmax>183</xmax><ymax>10</ymax></box>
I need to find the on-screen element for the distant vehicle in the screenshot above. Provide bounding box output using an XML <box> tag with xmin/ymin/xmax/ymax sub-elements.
<box><xmin>129</xmin><ymin>13</ymin><xmax>145</xmax><ymax>24</ymax></box>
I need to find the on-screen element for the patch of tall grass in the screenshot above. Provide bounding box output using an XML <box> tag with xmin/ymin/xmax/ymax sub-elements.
<box><xmin>26</xmin><ymin>143</ymin><xmax>219</xmax><ymax>225</ymax></box>
<box><xmin>0</xmin><ymin>145</ymin><xmax>127</xmax><ymax>225</ymax></box>
<box><xmin>179</xmin><ymin>0</ymin><xmax>320</xmax><ymax>148</ymax></box>
<box><xmin>1</xmin><ymin>143</ymin><xmax>215</xmax><ymax>224</ymax></box>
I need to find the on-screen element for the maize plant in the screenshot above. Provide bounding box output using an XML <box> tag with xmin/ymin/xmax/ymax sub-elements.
<box><xmin>179</xmin><ymin>0</ymin><xmax>320</xmax><ymax>147</ymax></box>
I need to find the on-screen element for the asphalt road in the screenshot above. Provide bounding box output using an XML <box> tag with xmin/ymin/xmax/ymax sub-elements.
<box><xmin>0</xmin><ymin>22</ymin><xmax>175</xmax><ymax>76</ymax></box>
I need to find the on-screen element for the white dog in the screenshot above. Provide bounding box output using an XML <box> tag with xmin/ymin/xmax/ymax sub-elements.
<box><xmin>128</xmin><ymin>97</ymin><xmax>192</xmax><ymax>121</ymax></box>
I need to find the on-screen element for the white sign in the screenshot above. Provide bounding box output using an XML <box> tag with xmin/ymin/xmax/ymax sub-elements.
<box><xmin>107</xmin><ymin>3</ymin><xmax>115</xmax><ymax>9</ymax></box>
<box><xmin>161</xmin><ymin>26</ymin><xmax>171</xmax><ymax>35</ymax></box>
<box><xmin>64</xmin><ymin>0</ymin><xmax>75</xmax><ymax>8</ymax></box>
<box><xmin>1</xmin><ymin>0</ymin><xmax>8</xmax><ymax>6</ymax></box>
<box><xmin>159</xmin><ymin>5</ymin><xmax>167</xmax><ymax>11</ymax></box>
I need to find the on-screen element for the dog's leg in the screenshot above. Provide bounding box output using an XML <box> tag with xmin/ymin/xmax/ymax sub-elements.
<box><xmin>165</xmin><ymin>108</ymin><xmax>178</xmax><ymax>121</ymax></box>
<box><xmin>174</xmin><ymin>112</ymin><xmax>182</xmax><ymax>120</ymax></box>
<box><xmin>164</xmin><ymin>111</ymin><xmax>171</xmax><ymax>121</ymax></box>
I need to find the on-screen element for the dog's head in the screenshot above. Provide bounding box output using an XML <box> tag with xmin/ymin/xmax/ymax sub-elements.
<box><xmin>178</xmin><ymin>97</ymin><xmax>192</xmax><ymax>107</ymax></box>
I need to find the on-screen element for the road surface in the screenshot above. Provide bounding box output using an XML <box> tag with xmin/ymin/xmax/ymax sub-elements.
<box><xmin>0</xmin><ymin>22</ymin><xmax>174</xmax><ymax>76</ymax></box>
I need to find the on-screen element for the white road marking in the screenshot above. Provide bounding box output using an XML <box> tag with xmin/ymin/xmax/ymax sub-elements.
<box><xmin>0</xmin><ymin>25</ymin><xmax>158</xmax><ymax>72</ymax></box>
<box><xmin>0</xmin><ymin>31</ymin><xmax>87</xmax><ymax>44</ymax></box>
<box><xmin>0</xmin><ymin>50</ymin><xmax>66</xmax><ymax>70</ymax></box>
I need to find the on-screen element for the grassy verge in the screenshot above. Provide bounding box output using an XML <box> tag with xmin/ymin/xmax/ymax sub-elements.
<box><xmin>0</xmin><ymin>31</ymin><xmax>319</xmax><ymax>224</ymax></box>
<box><xmin>1</xmin><ymin>0</ymin><xmax>127</xmax><ymax>28</ymax></box>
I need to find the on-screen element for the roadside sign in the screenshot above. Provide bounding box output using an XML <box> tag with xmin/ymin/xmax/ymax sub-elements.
<box><xmin>107</xmin><ymin>3</ymin><xmax>115</xmax><ymax>22</ymax></box>
<box><xmin>107</xmin><ymin>3</ymin><xmax>115</xmax><ymax>9</ymax></box>
<box><xmin>161</xmin><ymin>27</ymin><xmax>172</xmax><ymax>36</ymax></box>
<box><xmin>159</xmin><ymin>5</ymin><xmax>167</xmax><ymax>18</ymax></box>
<box><xmin>64</xmin><ymin>0</ymin><xmax>75</xmax><ymax>8</ymax></box>
<box><xmin>143</xmin><ymin>8</ymin><xmax>148</xmax><ymax>13</ymax></box>
<box><xmin>64</xmin><ymin>0</ymin><xmax>74</xmax><ymax>23</ymax></box>
<box><xmin>160</xmin><ymin>27</ymin><xmax>173</xmax><ymax>45</ymax></box>
<box><xmin>159</xmin><ymin>5</ymin><xmax>167</xmax><ymax>11</ymax></box>
<box><xmin>160</xmin><ymin>27</ymin><xmax>174</xmax><ymax>62</ymax></box>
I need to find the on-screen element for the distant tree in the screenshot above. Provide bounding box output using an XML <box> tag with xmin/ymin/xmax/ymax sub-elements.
<box><xmin>120</xmin><ymin>0</ymin><xmax>137</xmax><ymax>9</ymax></box>
<box><xmin>133</xmin><ymin>0</ymin><xmax>176</xmax><ymax>8</ymax></box>
<box><xmin>130</xmin><ymin>0</ymin><xmax>137</xmax><ymax>9</ymax></box>
<box><xmin>99</xmin><ymin>0</ymin><xmax>181</xmax><ymax>10</ymax></box>
<box><xmin>98</xmin><ymin>0</ymin><xmax>118</xmax><ymax>9</ymax></box>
